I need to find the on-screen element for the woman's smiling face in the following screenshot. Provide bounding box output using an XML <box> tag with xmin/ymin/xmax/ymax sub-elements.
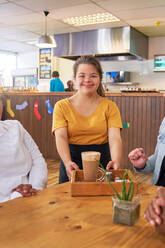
<box><xmin>75</xmin><ymin>64</ymin><xmax>101</xmax><ymax>95</ymax></box>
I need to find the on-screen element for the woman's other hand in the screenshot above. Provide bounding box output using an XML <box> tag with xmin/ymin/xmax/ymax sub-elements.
<box><xmin>106</xmin><ymin>161</ymin><xmax>120</xmax><ymax>170</ymax></box>
<box><xmin>128</xmin><ymin>148</ymin><xmax>147</xmax><ymax>169</ymax></box>
<box><xmin>12</xmin><ymin>184</ymin><xmax>38</xmax><ymax>197</ymax></box>
<box><xmin>65</xmin><ymin>161</ymin><xmax>79</xmax><ymax>181</ymax></box>
<box><xmin>144</xmin><ymin>187</ymin><xmax>165</xmax><ymax>226</ymax></box>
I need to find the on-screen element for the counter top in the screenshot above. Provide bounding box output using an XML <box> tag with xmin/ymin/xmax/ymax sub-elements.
<box><xmin>0</xmin><ymin>91</ymin><xmax>73</xmax><ymax>96</ymax></box>
<box><xmin>0</xmin><ymin>91</ymin><xmax>163</xmax><ymax>97</ymax></box>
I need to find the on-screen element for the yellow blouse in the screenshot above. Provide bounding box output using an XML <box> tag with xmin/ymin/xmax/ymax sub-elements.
<box><xmin>52</xmin><ymin>97</ymin><xmax>122</xmax><ymax>145</ymax></box>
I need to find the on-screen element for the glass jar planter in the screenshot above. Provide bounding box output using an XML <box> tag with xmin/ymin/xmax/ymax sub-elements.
<box><xmin>112</xmin><ymin>195</ymin><xmax>141</xmax><ymax>226</ymax></box>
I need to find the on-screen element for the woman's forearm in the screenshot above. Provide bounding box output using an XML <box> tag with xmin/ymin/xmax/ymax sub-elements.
<box><xmin>55</xmin><ymin>135</ymin><xmax>71</xmax><ymax>167</ymax></box>
<box><xmin>108</xmin><ymin>127</ymin><xmax>122</xmax><ymax>167</ymax></box>
<box><xmin>109</xmin><ymin>137</ymin><xmax>122</xmax><ymax>166</ymax></box>
<box><xmin>55</xmin><ymin>128</ymin><xmax>79</xmax><ymax>180</ymax></box>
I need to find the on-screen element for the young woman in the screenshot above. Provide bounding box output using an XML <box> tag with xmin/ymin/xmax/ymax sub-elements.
<box><xmin>52</xmin><ymin>56</ymin><xmax>122</xmax><ymax>183</ymax></box>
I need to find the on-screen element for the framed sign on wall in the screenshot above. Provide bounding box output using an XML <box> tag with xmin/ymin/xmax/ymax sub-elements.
<box><xmin>39</xmin><ymin>48</ymin><xmax>52</xmax><ymax>79</ymax></box>
<box><xmin>154</xmin><ymin>55</ymin><xmax>165</xmax><ymax>71</ymax></box>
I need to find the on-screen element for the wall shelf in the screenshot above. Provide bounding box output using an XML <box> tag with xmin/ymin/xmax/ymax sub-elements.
<box><xmin>106</xmin><ymin>82</ymin><xmax>139</xmax><ymax>86</ymax></box>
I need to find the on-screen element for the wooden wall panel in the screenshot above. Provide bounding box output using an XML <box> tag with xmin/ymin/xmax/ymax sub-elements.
<box><xmin>1</xmin><ymin>93</ymin><xmax>165</xmax><ymax>170</ymax></box>
<box><xmin>106</xmin><ymin>95</ymin><xmax>164</xmax><ymax>168</ymax></box>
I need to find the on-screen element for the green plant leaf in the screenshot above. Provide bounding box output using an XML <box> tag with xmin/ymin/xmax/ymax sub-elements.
<box><xmin>121</xmin><ymin>171</ymin><xmax>128</xmax><ymax>200</ymax></box>
<box><xmin>129</xmin><ymin>183</ymin><xmax>134</xmax><ymax>201</ymax></box>
<box><xmin>127</xmin><ymin>170</ymin><xmax>133</xmax><ymax>181</ymax></box>
<box><xmin>126</xmin><ymin>181</ymin><xmax>133</xmax><ymax>200</ymax></box>
<box><xmin>96</xmin><ymin>160</ymin><xmax>135</xmax><ymax>201</ymax></box>
<box><xmin>106</xmin><ymin>176</ymin><xmax>122</xmax><ymax>200</ymax></box>
<box><xmin>96</xmin><ymin>160</ymin><xmax>121</xmax><ymax>200</ymax></box>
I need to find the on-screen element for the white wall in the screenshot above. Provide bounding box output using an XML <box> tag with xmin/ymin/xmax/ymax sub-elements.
<box><xmin>51</xmin><ymin>56</ymin><xmax>74</xmax><ymax>88</ymax></box>
<box><xmin>149</xmin><ymin>36</ymin><xmax>165</xmax><ymax>59</ymax></box>
<box><xmin>17</xmin><ymin>50</ymin><xmax>50</xmax><ymax>91</ymax></box>
<box><xmin>38</xmin><ymin>57</ymin><xmax>74</xmax><ymax>92</ymax></box>
<box><xmin>17</xmin><ymin>52</ymin><xmax>74</xmax><ymax>91</ymax></box>
<box><xmin>101</xmin><ymin>59</ymin><xmax>165</xmax><ymax>90</ymax></box>
<box><xmin>16</xmin><ymin>36</ymin><xmax>165</xmax><ymax>91</ymax></box>
<box><xmin>17</xmin><ymin>51</ymin><xmax>38</xmax><ymax>68</ymax></box>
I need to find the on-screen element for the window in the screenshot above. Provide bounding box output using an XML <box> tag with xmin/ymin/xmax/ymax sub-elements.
<box><xmin>0</xmin><ymin>52</ymin><xmax>17</xmax><ymax>86</ymax></box>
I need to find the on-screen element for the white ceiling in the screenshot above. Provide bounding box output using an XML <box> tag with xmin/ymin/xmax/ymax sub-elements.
<box><xmin>1</xmin><ymin>0</ymin><xmax>165</xmax><ymax>53</ymax></box>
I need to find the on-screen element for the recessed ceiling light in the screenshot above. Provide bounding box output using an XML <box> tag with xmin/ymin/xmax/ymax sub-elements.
<box><xmin>63</xmin><ymin>12</ymin><xmax>120</xmax><ymax>26</ymax></box>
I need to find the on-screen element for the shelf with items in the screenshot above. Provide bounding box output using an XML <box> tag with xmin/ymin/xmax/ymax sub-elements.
<box><xmin>106</xmin><ymin>82</ymin><xmax>139</xmax><ymax>86</ymax></box>
<box><xmin>120</xmin><ymin>87</ymin><xmax>159</xmax><ymax>93</ymax></box>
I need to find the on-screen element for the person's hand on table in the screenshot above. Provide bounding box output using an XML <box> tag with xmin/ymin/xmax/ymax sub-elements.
<box><xmin>12</xmin><ymin>184</ymin><xmax>38</xmax><ymax>197</ymax></box>
<box><xmin>65</xmin><ymin>161</ymin><xmax>79</xmax><ymax>181</ymax></box>
<box><xmin>128</xmin><ymin>148</ymin><xmax>147</xmax><ymax>169</ymax></box>
<box><xmin>106</xmin><ymin>161</ymin><xmax>120</xmax><ymax>170</ymax></box>
<box><xmin>144</xmin><ymin>187</ymin><xmax>165</xmax><ymax>226</ymax></box>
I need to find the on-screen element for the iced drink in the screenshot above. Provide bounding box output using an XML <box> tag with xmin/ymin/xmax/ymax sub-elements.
<box><xmin>81</xmin><ymin>151</ymin><xmax>101</xmax><ymax>182</ymax></box>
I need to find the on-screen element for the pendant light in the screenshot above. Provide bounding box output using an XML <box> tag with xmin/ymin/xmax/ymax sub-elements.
<box><xmin>36</xmin><ymin>11</ymin><xmax>57</xmax><ymax>48</ymax></box>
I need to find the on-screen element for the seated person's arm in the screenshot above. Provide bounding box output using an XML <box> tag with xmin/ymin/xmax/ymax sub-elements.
<box><xmin>129</xmin><ymin>121</ymin><xmax>163</xmax><ymax>173</ymax></box>
<box><xmin>128</xmin><ymin>143</ymin><xmax>159</xmax><ymax>173</ymax></box>
<box><xmin>12</xmin><ymin>184</ymin><xmax>38</xmax><ymax>197</ymax></box>
<box><xmin>144</xmin><ymin>187</ymin><xmax>165</xmax><ymax>229</ymax></box>
<box><xmin>55</xmin><ymin>127</ymin><xmax>79</xmax><ymax>180</ymax></box>
<box><xmin>128</xmin><ymin>148</ymin><xmax>147</xmax><ymax>169</ymax></box>
<box><xmin>22</xmin><ymin>125</ymin><xmax>48</xmax><ymax>190</ymax></box>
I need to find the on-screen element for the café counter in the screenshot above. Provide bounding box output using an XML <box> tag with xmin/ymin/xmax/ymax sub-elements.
<box><xmin>0</xmin><ymin>91</ymin><xmax>164</xmax><ymax>168</ymax></box>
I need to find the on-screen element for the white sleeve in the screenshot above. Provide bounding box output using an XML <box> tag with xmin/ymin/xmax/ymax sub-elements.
<box><xmin>19</xmin><ymin>122</ymin><xmax>48</xmax><ymax>190</ymax></box>
<box><xmin>1</xmin><ymin>192</ymin><xmax>22</xmax><ymax>203</ymax></box>
<box><xmin>10</xmin><ymin>191</ymin><xmax>22</xmax><ymax>200</ymax></box>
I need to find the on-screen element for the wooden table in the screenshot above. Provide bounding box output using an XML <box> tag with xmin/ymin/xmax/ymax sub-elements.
<box><xmin>0</xmin><ymin>183</ymin><xmax>165</xmax><ymax>248</ymax></box>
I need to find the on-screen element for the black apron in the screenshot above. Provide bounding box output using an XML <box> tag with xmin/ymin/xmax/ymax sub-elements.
<box><xmin>156</xmin><ymin>156</ymin><xmax>165</xmax><ymax>187</ymax></box>
<box><xmin>59</xmin><ymin>142</ymin><xmax>111</xmax><ymax>184</ymax></box>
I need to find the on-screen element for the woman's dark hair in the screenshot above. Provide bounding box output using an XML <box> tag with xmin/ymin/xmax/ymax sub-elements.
<box><xmin>67</xmin><ymin>80</ymin><xmax>74</xmax><ymax>90</ymax></box>
<box><xmin>52</xmin><ymin>71</ymin><xmax>59</xmax><ymax>78</ymax></box>
<box><xmin>73</xmin><ymin>56</ymin><xmax>105</xmax><ymax>97</ymax></box>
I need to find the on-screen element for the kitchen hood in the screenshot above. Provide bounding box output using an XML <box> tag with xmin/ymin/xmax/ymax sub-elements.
<box><xmin>53</xmin><ymin>26</ymin><xmax>148</xmax><ymax>61</ymax></box>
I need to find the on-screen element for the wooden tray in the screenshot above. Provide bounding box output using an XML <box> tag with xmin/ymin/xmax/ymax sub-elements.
<box><xmin>71</xmin><ymin>169</ymin><xmax>138</xmax><ymax>196</ymax></box>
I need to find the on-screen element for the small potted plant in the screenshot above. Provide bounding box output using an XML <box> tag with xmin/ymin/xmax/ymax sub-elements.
<box><xmin>98</xmin><ymin>161</ymin><xmax>141</xmax><ymax>226</ymax></box>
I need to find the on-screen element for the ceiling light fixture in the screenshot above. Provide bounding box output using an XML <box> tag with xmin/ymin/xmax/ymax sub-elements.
<box><xmin>63</xmin><ymin>12</ymin><xmax>120</xmax><ymax>26</ymax></box>
<box><xmin>36</xmin><ymin>11</ymin><xmax>57</xmax><ymax>48</ymax></box>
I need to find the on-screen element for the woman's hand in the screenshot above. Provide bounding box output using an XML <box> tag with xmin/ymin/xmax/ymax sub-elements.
<box><xmin>65</xmin><ymin>161</ymin><xmax>79</xmax><ymax>181</ymax></box>
<box><xmin>128</xmin><ymin>148</ymin><xmax>147</xmax><ymax>169</ymax></box>
<box><xmin>106</xmin><ymin>161</ymin><xmax>120</xmax><ymax>170</ymax></box>
<box><xmin>12</xmin><ymin>184</ymin><xmax>38</xmax><ymax>197</ymax></box>
<box><xmin>144</xmin><ymin>187</ymin><xmax>165</xmax><ymax>226</ymax></box>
